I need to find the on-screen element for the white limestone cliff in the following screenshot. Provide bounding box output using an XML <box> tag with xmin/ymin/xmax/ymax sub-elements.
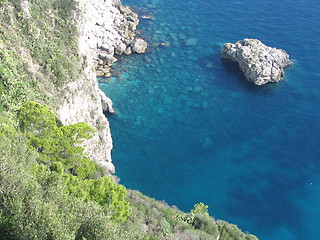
<box><xmin>57</xmin><ymin>0</ymin><xmax>147</xmax><ymax>172</ymax></box>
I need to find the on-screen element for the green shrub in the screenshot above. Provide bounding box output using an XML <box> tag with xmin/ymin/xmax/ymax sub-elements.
<box><xmin>192</xmin><ymin>213</ymin><xmax>219</xmax><ymax>236</ymax></box>
<box><xmin>0</xmin><ymin>0</ymin><xmax>82</xmax><ymax>112</ymax></box>
<box><xmin>17</xmin><ymin>101</ymin><xmax>131</xmax><ymax>223</ymax></box>
<box><xmin>0</xmin><ymin>48</ymin><xmax>30</xmax><ymax>110</ymax></box>
<box><xmin>18</xmin><ymin>101</ymin><xmax>94</xmax><ymax>168</ymax></box>
<box><xmin>191</xmin><ymin>202</ymin><xmax>209</xmax><ymax>216</ymax></box>
<box><xmin>217</xmin><ymin>221</ymin><xmax>259</xmax><ymax>240</ymax></box>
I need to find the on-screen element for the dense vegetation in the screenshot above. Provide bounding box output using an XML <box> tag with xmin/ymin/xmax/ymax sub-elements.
<box><xmin>0</xmin><ymin>0</ymin><xmax>81</xmax><ymax>112</ymax></box>
<box><xmin>0</xmin><ymin>1</ymin><xmax>259</xmax><ymax>239</ymax></box>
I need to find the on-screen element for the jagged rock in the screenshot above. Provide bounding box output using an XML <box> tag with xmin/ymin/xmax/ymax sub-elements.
<box><xmin>99</xmin><ymin>52</ymin><xmax>117</xmax><ymax>65</ymax></box>
<box><xmin>76</xmin><ymin>0</ymin><xmax>147</xmax><ymax>66</ymax></box>
<box><xmin>21</xmin><ymin>0</ymin><xmax>31</xmax><ymax>18</ymax></box>
<box><xmin>118</xmin><ymin>5</ymin><xmax>132</xmax><ymax>15</ymax></box>
<box><xmin>96</xmin><ymin>69</ymin><xmax>105</xmax><ymax>77</ymax></box>
<box><xmin>104</xmin><ymin>72</ymin><xmax>112</xmax><ymax>78</ymax></box>
<box><xmin>221</xmin><ymin>38</ymin><xmax>291</xmax><ymax>85</ymax></box>
<box><xmin>131</xmin><ymin>38</ymin><xmax>148</xmax><ymax>53</ymax></box>
<box><xmin>101</xmin><ymin>44</ymin><xmax>114</xmax><ymax>55</ymax></box>
<box><xmin>115</xmin><ymin>42</ymin><xmax>127</xmax><ymax>55</ymax></box>
<box><xmin>123</xmin><ymin>47</ymin><xmax>132</xmax><ymax>55</ymax></box>
<box><xmin>99</xmin><ymin>89</ymin><xmax>115</xmax><ymax>114</ymax></box>
<box><xmin>112</xmin><ymin>0</ymin><xmax>122</xmax><ymax>8</ymax></box>
<box><xmin>128</xmin><ymin>21</ymin><xmax>137</xmax><ymax>31</ymax></box>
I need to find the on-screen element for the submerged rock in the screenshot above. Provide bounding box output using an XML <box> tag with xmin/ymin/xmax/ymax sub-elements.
<box><xmin>221</xmin><ymin>39</ymin><xmax>291</xmax><ymax>85</ymax></box>
<box><xmin>185</xmin><ymin>37</ymin><xmax>198</xmax><ymax>46</ymax></box>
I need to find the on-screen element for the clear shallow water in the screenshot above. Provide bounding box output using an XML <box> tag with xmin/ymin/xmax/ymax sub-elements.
<box><xmin>99</xmin><ymin>0</ymin><xmax>320</xmax><ymax>239</ymax></box>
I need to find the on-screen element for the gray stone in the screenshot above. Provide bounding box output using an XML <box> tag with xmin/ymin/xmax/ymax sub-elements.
<box><xmin>115</xmin><ymin>42</ymin><xmax>127</xmax><ymax>55</ymax></box>
<box><xmin>128</xmin><ymin>21</ymin><xmax>137</xmax><ymax>31</ymax></box>
<box><xmin>112</xmin><ymin>0</ymin><xmax>122</xmax><ymax>8</ymax></box>
<box><xmin>98</xmin><ymin>53</ymin><xmax>117</xmax><ymax>65</ymax></box>
<box><xmin>119</xmin><ymin>5</ymin><xmax>132</xmax><ymax>15</ymax></box>
<box><xmin>99</xmin><ymin>89</ymin><xmax>115</xmax><ymax>114</ymax></box>
<box><xmin>221</xmin><ymin>39</ymin><xmax>291</xmax><ymax>85</ymax></box>
<box><xmin>101</xmin><ymin>44</ymin><xmax>114</xmax><ymax>55</ymax></box>
<box><xmin>123</xmin><ymin>47</ymin><xmax>132</xmax><ymax>55</ymax></box>
<box><xmin>131</xmin><ymin>38</ymin><xmax>148</xmax><ymax>53</ymax></box>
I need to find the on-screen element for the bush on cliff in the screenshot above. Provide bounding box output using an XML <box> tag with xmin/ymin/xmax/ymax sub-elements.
<box><xmin>17</xmin><ymin>101</ymin><xmax>130</xmax><ymax>223</ymax></box>
<box><xmin>0</xmin><ymin>133</ymin><xmax>127</xmax><ymax>240</ymax></box>
<box><xmin>18</xmin><ymin>101</ymin><xmax>95</xmax><ymax>168</ymax></box>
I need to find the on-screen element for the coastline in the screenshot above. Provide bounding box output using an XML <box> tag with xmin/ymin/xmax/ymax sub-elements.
<box><xmin>57</xmin><ymin>0</ymin><xmax>147</xmax><ymax>173</ymax></box>
<box><xmin>2</xmin><ymin>0</ymin><xmax>319</xmax><ymax>238</ymax></box>
<box><xmin>0</xmin><ymin>1</ymin><xmax>261</xmax><ymax>238</ymax></box>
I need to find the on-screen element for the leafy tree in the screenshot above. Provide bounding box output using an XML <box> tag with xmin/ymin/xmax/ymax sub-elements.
<box><xmin>65</xmin><ymin>175</ymin><xmax>130</xmax><ymax>223</ymax></box>
<box><xmin>18</xmin><ymin>101</ymin><xmax>95</xmax><ymax>171</ymax></box>
<box><xmin>191</xmin><ymin>202</ymin><xmax>209</xmax><ymax>216</ymax></box>
<box><xmin>90</xmin><ymin>176</ymin><xmax>130</xmax><ymax>223</ymax></box>
<box><xmin>18</xmin><ymin>101</ymin><xmax>63</xmax><ymax>158</ymax></box>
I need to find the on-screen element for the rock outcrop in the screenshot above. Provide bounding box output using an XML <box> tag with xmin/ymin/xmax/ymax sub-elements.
<box><xmin>131</xmin><ymin>38</ymin><xmax>148</xmax><ymax>53</ymax></box>
<box><xmin>76</xmin><ymin>0</ymin><xmax>147</xmax><ymax>78</ymax></box>
<box><xmin>221</xmin><ymin>39</ymin><xmax>291</xmax><ymax>85</ymax></box>
<box><xmin>99</xmin><ymin>89</ymin><xmax>115</xmax><ymax>114</ymax></box>
<box><xmin>57</xmin><ymin>0</ymin><xmax>147</xmax><ymax>172</ymax></box>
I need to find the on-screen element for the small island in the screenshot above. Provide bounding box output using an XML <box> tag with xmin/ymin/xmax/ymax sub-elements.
<box><xmin>221</xmin><ymin>39</ymin><xmax>291</xmax><ymax>85</ymax></box>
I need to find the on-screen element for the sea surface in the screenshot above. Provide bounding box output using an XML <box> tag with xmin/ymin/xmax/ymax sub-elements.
<box><xmin>99</xmin><ymin>0</ymin><xmax>320</xmax><ymax>239</ymax></box>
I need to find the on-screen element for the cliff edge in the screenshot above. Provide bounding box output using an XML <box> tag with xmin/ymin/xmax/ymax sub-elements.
<box><xmin>57</xmin><ymin>0</ymin><xmax>147</xmax><ymax>172</ymax></box>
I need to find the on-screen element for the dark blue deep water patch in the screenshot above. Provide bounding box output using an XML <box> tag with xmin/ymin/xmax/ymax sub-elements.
<box><xmin>100</xmin><ymin>0</ymin><xmax>320</xmax><ymax>239</ymax></box>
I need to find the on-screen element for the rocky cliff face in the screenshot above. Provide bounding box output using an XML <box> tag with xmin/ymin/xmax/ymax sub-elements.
<box><xmin>57</xmin><ymin>0</ymin><xmax>147</xmax><ymax>172</ymax></box>
<box><xmin>221</xmin><ymin>39</ymin><xmax>291</xmax><ymax>85</ymax></box>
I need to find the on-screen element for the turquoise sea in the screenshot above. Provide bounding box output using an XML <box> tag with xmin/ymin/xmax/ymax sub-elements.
<box><xmin>99</xmin><ymin>0</ymin><xmax>320</xmax><ymax>239</ymax></box>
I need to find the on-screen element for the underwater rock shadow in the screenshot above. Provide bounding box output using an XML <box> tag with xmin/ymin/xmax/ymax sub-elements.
<box><xmin>194</xmin><ymin>45</ymin><xmax>222</xmax><ymax>72</ymax></box>
<box><xmin>213</xmin><ymin>57</ymin><xmax>285</xmax><ymax>98</ymax></box>
<box><xmin>194</xmin><ymin>51</ymin><xmax>257</xmax><ymax>91</ymax></box>
<box><xmin>220</xmin><ymin>58</ymin><xmax>286</xmax><ymax>93</ymax></box>
<box><xmin>220</xmin><ymin>58</ymin><xmax>247</xmax><ymax>82</ymax></box>
<box><xmin>220</xmin><ymin>58</ymin><xmax>269</xmax><ymax>92</ymax></box>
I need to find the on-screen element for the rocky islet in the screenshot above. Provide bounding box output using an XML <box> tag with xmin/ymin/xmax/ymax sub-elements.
<box><xmin>221</xmin><ymin>38</ymin><xmax>291</xmax><ymax>85</ymax></box>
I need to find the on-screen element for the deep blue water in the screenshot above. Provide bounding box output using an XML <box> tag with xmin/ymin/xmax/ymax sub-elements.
<box><xmin>99</xmin><ymin>0</ymin><xmax>320</xmax><ymax>239</ymax></box>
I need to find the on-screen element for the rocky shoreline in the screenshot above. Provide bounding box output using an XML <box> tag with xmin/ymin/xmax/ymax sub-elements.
<box><xmin>76</xmin><ymin>0</ymin><xmax>147</xmax><ymax>78</ymax></box>
<box><xmin>221</xmin><ymin>39</ymin><xmax>291</xmax><ymax>85</ymax></box>
<box><xmin>57</xmin><ymin>0</ymin><xmax>147</xmax><ymax>172</ymax></box>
